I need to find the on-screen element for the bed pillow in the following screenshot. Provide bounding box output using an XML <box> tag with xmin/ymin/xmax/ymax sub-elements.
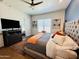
<box><xmin>63</xmin><ymin>35</ymin><xmax>79</xmax><ymax>50</ymax></box>
<box><xmin>52</xmin><ymin>34</ymin><xmax>65</xmax><ymax>46</ymax></box>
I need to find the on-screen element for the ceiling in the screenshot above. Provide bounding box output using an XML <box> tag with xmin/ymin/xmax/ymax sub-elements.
<box><xmin>2</xmin><ymin>0</ymin><xmax>71</xmax><ymax>15</ymax></box>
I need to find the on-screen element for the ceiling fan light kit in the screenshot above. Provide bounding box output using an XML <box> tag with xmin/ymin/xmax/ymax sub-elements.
<box><xmin>59</xmin><ymin>0</ymin><xmax>63</xmax><ymax>3</ymax></box>
<box><xmin>22</xmin><ymin>0</ymin><xmax>43</xmax><ymax>6</ymax></box>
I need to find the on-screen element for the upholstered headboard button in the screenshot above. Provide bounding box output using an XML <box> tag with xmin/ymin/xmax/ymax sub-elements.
<box><xmin>65</xmin><ymin>19</ymin><xmax>79</xmax><ymax>45</ymax></box>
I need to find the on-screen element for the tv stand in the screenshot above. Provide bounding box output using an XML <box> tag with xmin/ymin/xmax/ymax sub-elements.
<box><xmin>2</xmin><ymin>30</ymin><xmax>22</xmax><ymax>47</ymax></box>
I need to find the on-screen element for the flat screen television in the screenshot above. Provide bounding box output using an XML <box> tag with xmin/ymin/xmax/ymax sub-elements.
<box><xmin>1</xmin><ymin>18</ymin><xmax>20</xmax><ymax>29</ymax></box>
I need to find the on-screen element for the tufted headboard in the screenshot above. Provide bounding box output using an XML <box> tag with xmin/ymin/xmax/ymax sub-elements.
<box><xmin>65</xmin><ymin>19</ymin><xmax>79</xmax><ymax>45</ymax></box>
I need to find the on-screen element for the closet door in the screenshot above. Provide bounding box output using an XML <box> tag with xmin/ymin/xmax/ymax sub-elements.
<box><xmin>0</xmin><ymin>34</ymin><xmax>4</xmax><ymax>47</ymax></box>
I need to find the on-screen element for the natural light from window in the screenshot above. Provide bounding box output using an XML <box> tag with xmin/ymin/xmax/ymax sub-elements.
<box><xmin>37</xmin><ymin>19</ymin><xmax>51</xmax><ymax>33</ymax></box>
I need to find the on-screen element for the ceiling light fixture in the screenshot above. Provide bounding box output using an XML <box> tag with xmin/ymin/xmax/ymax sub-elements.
<box><xmin>59</xmin><ymin>0</ymin><xmax>63</xmax><ymax>3</ymax></box>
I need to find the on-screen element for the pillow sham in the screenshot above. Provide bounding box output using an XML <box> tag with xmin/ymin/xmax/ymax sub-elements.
<box><xmin>52</xmin><ymin>34</ymin><xmax>65</xmax><ymax>46</ymax></box>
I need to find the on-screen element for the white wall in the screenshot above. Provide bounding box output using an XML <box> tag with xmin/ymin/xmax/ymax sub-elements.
<box><xmin>32</xmin><ymin>10</ymin><xmax>65</xmax><ymax>34</ymax></box>
<box><xmin>0</xmin><ymin>2</ymin><xmax>32</xmax><ymax>36</ymax></box>
<box><xmin>20</xmin><ymin>15</ymin><xmax>32</xmax><ymax>36</ymax></box>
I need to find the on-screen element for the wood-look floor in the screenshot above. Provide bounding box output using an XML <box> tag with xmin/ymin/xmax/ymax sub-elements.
<box><xmin>0</xmin><ymin>47</ymin><xmax>33</xmax><ymax>59</ymax></box>
<box><xmin>0</xmin><ymin>38</ymin><xmax>34</xmax><ymax>59</ymax></box>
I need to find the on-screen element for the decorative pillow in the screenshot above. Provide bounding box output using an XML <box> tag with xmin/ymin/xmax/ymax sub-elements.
<box><xmin>52</xmin><ymin>32</ymin><xmax>65</xmax><ymax>38</ymax></box>
<box><xmin>55</xmin><ymin>32</ymin><xmax>64</xmax><ymax>35</ymax></box>
<box><xmin>52</xmin><ymin>34</ymin><xmax>65</xmax><ymax>46</ymax></box>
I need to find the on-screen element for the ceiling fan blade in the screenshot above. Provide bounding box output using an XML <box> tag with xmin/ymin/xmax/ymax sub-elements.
<box><xmin>31</xmin><ymin>0</ymin><xmax>34</xmax><ymax>4</ymax></box>
<box><xmin>33</xmin><ymin>1</ymin><xmax>43</xmax><ymax>5</ymax></box>
<box><xmin>22</xmin><ymin>0</ymin><xmax>31</xmax><ymax>5</ymax></box>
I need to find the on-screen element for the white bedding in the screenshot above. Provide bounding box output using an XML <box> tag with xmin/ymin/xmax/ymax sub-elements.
<box><xmin>46</xmin><ymin>39</ymin><xmax>56</xmax><ymax>58</ymax></box>
<box><xmin>46</xmin><ymin>35</ymin><xmax>78</xmax><ymax>59</ymax></box>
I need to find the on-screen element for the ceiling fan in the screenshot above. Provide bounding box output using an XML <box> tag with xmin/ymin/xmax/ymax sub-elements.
<box><xmin>22</xmin><ymin>0</ymin><xmax>43</xmax><ymax>6</ymax></box>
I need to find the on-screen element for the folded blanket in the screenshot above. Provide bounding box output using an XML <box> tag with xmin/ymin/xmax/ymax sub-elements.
<box><xmin>27</xmin><ymin>32</ymin><xmax>44</xmax><ymax>44</ymax></box>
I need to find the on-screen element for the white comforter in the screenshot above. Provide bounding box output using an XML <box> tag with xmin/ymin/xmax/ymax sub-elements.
<box><xmin>46</xmin><ymin>35</ymin><xmax>78</xmax><ymax>59</ymax></box>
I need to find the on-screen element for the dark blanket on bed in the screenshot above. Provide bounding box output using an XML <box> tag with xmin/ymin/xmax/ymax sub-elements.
<box><xmin>25</xmin><ymin>43</ymin><xmax>46</xmax><ymax>55</ymax></box>
<box><xmin>24</xmin><ymin>33</ymin><xmax>51</xmax><ymax>55</ymax></box>
<box><xmin>37</xmin><ymin>33</ymin><xmax>51</xmax><ymax>47</ymax></box>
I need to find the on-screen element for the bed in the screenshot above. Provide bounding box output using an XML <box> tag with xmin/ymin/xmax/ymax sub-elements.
<box><xmin>24</xmin><ymin>32</ymin><xmax>51</xmax><ymax>59</ymax></box>
<box><xmin>46</xmin><ymin>19</ymin><xmax>79</xmax><ymax>59</ymax></box>
<box><xmin>23</xmin><ymin>19</ymin><xmax>79</xmax><ymax>59</ymax></box>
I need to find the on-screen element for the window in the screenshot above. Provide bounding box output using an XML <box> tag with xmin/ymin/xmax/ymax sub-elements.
<box><xmin>37</xmin><ymin>19</ymin><xmax>51</xmax><ymax>33</ymax></box>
